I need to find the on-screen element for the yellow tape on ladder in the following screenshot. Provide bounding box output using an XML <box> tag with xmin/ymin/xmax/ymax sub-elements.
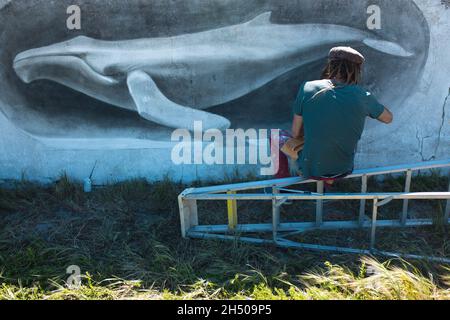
<box><xmin>227</xmin><ymin>191</ymin><xmax>238</xmax><ymax>230</ymax></box>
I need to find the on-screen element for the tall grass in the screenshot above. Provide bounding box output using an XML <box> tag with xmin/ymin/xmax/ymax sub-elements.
<box><xmin>0</xmin><ymin>173</ymin><xmax>448</xmax><ymax>300</ymax></box>
<box><xmin>1</xmin><ymin>258</ymin><xmax>448</xmax><ymax>300</ymax></box>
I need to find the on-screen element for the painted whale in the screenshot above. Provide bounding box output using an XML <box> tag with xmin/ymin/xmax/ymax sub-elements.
<box><xmin>13</xmin><ymin>12</ymin><xmax>413</xmax><ymax>131</ymax></box>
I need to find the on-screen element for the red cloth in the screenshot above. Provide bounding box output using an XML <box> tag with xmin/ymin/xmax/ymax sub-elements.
<box><xmin>270</xmin><ymin>133</ymin><xmax>291</xmax><ymax>179</ymax></box>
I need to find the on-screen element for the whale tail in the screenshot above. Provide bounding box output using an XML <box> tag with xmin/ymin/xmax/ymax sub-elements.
<box><xmin>246</xmin><ymin>11</ymin><xmax>414</xmax><ymax>58</ymax></box>
<box><xmin>363</xmin><ymin>39</ymin><xmax>414</xmax><ymax>57</ymax></box>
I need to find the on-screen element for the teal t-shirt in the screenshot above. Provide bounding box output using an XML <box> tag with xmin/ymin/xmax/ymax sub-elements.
<box><xmin>293</xmin><ymin>80</ymin><xmax>385</xmax><ymax>178</ymax></box>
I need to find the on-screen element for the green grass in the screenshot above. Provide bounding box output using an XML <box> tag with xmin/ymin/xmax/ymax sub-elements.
<box><xmin>0</xmin><ymin>173</ymin><xmax>449</xmax><ymax>300</ymax></box>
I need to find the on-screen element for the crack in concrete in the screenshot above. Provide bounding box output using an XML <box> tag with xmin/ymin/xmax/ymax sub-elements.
<box><xmin>433</xmin><ymin>90</ymin><xmax>450</xmax><ymax>159</ymax></box>
<box><xmin>416</xmin><ymin>130</ymin><xmax>425</xmax><ymax>161</ymax></box>
<box><xmin>416</xmin><ymin>129</ymin><xmax>433</xmax><ymax>161</ymax></box>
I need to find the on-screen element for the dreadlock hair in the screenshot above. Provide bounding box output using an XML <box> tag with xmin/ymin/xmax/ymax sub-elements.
<box><xmin>321</xmin><ymin>59</ymin><xmax>362</xmax><ymax>85</ymax></box>
<box><xmin>307</xmin><ymin>59</ymin><xmax>363</xmax><ymax>101</ymax></box>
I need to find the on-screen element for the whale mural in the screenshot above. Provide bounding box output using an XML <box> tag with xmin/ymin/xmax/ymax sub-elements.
<box><xmin>1</xmin><ymin>0</ymin><xmax>447</xmax><ymax>183</ymax></box>
<box><xmin>13</xmin><ymin>12</ymin><xmax>413</xmax><ymax>132</ymax></box>
<box><xmin>0</xmin><ymin>0</ymin><xmax>430</xmax><ymax>144</ymax></box>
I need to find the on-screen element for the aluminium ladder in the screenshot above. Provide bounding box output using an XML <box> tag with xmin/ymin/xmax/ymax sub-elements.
<box><xmin>178</xmin><ymin>159</ymin><xmax>450</xmax><ymax>263</ymax></box>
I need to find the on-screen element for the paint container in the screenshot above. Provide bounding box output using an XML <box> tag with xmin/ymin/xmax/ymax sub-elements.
<box><xmin>83</xmin><ymin>178</ymin><xmax>92</xmax><ymax>193</ymax></box>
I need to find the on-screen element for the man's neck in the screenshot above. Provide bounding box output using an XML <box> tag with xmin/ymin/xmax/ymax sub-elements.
<box><xmin>331</xmin><ymin>77</ymin><xmax>345</xmax><ymax>84</ymax></box>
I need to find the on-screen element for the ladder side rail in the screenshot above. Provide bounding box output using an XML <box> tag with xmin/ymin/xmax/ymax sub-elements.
<box><xmin>359</xmin><ymin>174</ymin><xmax>368</xmax><ymax>226</ymax></box>
<box><xmin>316</xmin><ymin>181</ymin><xmax>324</xmax><ymax>226</ymax></box>
<box><xmin>179</xmin><ymin>194</ymin><xmax>199</xmax><ymax>238</ymax></box>
<box><xmin>180</xmin><ymin>159</ymin><xmax>450</xmax><ymax>196</ymax></box>
<box><xmin>445</xmin><ymin>177</ymin><xmax>450</xmax><ymax>225</ymax></box>
<box><xmin>401</xmin><ymin>170</ymin><xmax>413</xmax><ymax>226</ymax></box>
<box><xmin>184</xmin><ymin>192</ymin><xmax>450</xmax><ymax>201</ymax></box>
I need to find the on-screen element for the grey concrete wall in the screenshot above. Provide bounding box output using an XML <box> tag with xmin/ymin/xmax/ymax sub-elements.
<box><xmin>0</xmin><ymin>0</ymin><xmax>448</xmax><ymax>183</ymax></box>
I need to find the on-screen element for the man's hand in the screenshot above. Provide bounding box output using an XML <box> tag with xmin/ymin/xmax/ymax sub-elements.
<box><xmin>378</xmin><ymin>107</ymin><xmax>393</xmax><ymax>124</ymax></box>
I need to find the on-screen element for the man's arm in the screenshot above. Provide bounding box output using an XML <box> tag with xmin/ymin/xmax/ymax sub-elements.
<box><xmin>292</xmin><ymin>114</ymin><xmax>305</xmax><ymax>139</ymax></box>
<box><xmin>364</xmin><ymin>90</ymin><xmax>393</xmax><ymax>124</ymax></box>
<box><xmin>377</xmin><ymin>107</ymin><xmax>394</xmax><ymax>124</ymax></box>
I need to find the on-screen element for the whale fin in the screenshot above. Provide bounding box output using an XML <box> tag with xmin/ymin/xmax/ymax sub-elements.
<box><xmin>246</xmin><ymin>12</ymin><xmax>273</xmax><ymax>26</ymax></box>
<box><xmin>127</xmin><ymin>70</ymin><xmax>231</xmax><ymax>131</ymax></box>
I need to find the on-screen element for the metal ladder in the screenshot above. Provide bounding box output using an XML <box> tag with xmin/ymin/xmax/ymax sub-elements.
<box><xmin>178</xmin><ymin>159</ymin><xmax>450</xmax><ymax>263</ymax></box>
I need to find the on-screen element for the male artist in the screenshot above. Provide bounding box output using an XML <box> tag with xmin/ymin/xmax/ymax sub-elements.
<box><xmin>281</xmin><ymin>46</ymin><xmax>393</xmax><ymax>183</ymax></box>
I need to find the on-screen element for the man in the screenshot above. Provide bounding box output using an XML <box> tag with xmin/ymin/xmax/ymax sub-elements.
<box><xmin>289</xmin><ymin>46</ymin><xmax>393</xmax><ymax>183</ymax></box>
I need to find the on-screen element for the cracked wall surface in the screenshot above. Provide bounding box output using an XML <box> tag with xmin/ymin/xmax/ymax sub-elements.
<box><xmin>434</xmin><ymin>91</ymin><xmax>449</xmax><ymax>158</ymax></box>
<box><xmin>0</xmin><ymin>0</ymin><xmax>449</xmax><ymax>183</ymax></box>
